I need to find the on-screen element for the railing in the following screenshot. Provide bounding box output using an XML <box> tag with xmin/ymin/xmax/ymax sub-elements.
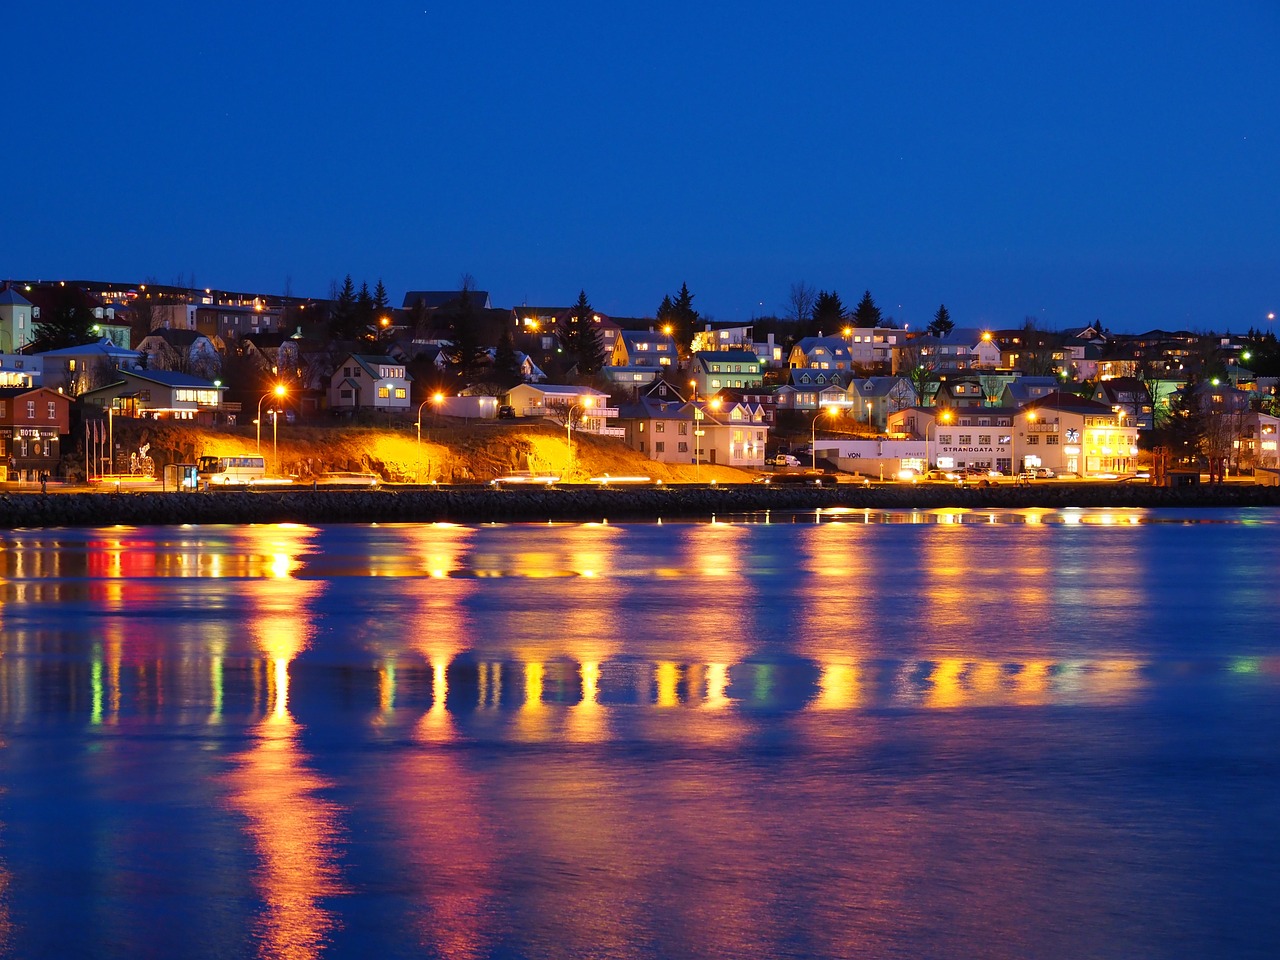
<box><xmin>1027</xmin><ymin>421</ymin><xmax>1059</xmax><ymax>433</ymax></box>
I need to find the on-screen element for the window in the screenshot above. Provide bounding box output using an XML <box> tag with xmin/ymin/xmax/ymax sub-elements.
<box><xmin>958</xmin><ymin>435</ymin><xmax>972</xmax><ymax>445</ymax></box>
<box><xmin>678</xmin><ymin>423</ymin><xmax>688</xmax><ymax>435</ymax></box>
<box><xmin>47</xmin><ymin>401</ymin><xmax>57</xmax><ymax>420</ymax></box>
<box><xmin>1046</xmin><ymin>435</ymin><xmax>1059</xmax><ymax>445</ymax></box>
<box><xmin>340</xmin><ymin>389</ymin><xmax>352</xmax><ymax>399</ymax></box>
<box><xmin>394</xmin><ymin>388</ymin><xmax>406</xmax><ymax>399</ymax></box>
<box><xmin>979</xmin><ymin>435</ymin><xmax>991</xmax><ymax>445</ymax></box>
<box><xmin>999</xmin><ymin>435</ymin><xmax>1012</xmax><ymax>444</ymax></box>
<box><xmin>939</xmin><ymin>434</ymin><xmax>952</xmax><ymax>444</ymax></box>
<box><xmin>677</xmin><ymin>441</ymin><xmax>688</xmax><ymax>453</ymax></box>
<box><xmin>377</xmin><ymin>387</ymin><xmax>390</xmax><ymax>399</ymax></box>
<box><xmin>1026</xmin><ymin>435</ymin><xmax>1039</xmax><ymax>445</ymax></box>
<box><xmin>27</xmin><ymin>401</ymin><xmax>35</xmax><ymax>418</ymax></box>
<box><xmin>655</xmin><ymin>441</ymin><xmax>665</xmax><ymax>453</ymax></box>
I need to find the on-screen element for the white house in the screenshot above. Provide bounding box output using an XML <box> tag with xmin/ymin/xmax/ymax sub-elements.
<box><xmin>328</xmin><ymin>354</ymin><xmax>412</xmax><ymax>413</ymax></box>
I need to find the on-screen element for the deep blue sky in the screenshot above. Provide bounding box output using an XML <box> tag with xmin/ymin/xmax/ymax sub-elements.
<box><xmin>5</xmin><ymin>2</ymin><xmax>1277</xmax><ymax>332</ymax></box>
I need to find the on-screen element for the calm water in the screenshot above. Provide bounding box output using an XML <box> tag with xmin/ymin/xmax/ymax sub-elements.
<box><xmin>0</xmin><ymin>508</ymin><xmax>1277</xmax><ymax>959</ymax></box>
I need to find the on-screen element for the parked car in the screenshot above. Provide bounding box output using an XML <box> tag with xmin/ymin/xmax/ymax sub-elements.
<box><xmin>1033</xmin><ymin>466</ymin><xmax>1055</xmax><ymax>478</ymax></box>
<box><xmin>768</xmin><ymin>454</ymin><xmax>802</xmax><ymax>467</ymax></box>
<box><xmin>925</xmin><ymin>468</ymin><xmax>962</xmax><ymax>481</ymax></box>
<box><xmin>497</xmin><ymin>405</ymin><xmax>516</xmax><ymax>419</ymax></box>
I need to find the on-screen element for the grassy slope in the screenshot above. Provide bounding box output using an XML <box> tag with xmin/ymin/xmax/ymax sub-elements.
<box><xmin>96</xmin><ymin>417</ymin><xmax>756</xmax><ymax>484</ymax></box>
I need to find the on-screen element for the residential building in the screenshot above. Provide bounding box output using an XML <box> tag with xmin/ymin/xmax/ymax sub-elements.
<box><xmin>136</xmin><ymin>329</ymin><xmax>223</xmax><ymax>380</ymax></box>
<box><xmin>886</xmin><ymin>406</ymin><xmax>1018</xmax><ymax>474</ymax></box>
<box><xmin>80</xmin><ymin>369</ymin><xmax>225</xmax><ymax>421</ymax></box>
<box><xmin>505</xmin><ymin>383</ymin><xmax>621</xmax><ymax>436</ymax></box>
<box><xmin>328</xmin><ymin>354</ymin><xmax>412</xmax><ymax>414</ymax></box>
<box><xmin>0</xmin><ymin>284</ymin><xmax>35</xmax><ymax>352</ymax></box>
<box><xmin>1092</xmin><ymin>377</ymin><xmax>1155</xmax><ymax>431</ymax></box>
<box><xmin>1016</xmin><ymin>392</ymin><xmax>1131</xmax><ymax>476</ymax></box>
<box><xmin>0</xmin><ymin>387</ymin><xmax>71</xmax><ymax>481</ymax></box>
<box><xmin>689</xmin><ymin>349</ymin><xmax>764</xmax><ymax>396</ymax></box>
<box><xmin>35</xmin><ymin>338</ymin><xmax>143</xmax><ymax>395</ymax></box>
<box><xmin>615</xmin><ymin>394</ymin><xmax>768</xmax><ymax>467</ymax></box>
<box><xmin>847</xmin><ymin>376</ymin><xmax>915</xmax><ymax>430</ymax></box>
<box><xmin>787</xmin><ymin>336</ymin><xmax>851</xmax><ymax>373</ymax></box>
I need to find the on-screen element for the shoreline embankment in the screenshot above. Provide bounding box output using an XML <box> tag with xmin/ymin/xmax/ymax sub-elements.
<box><xmin>3</xmin><ymin>483</ymin><xmax>1279</xmax><ymax>528</ymax></box>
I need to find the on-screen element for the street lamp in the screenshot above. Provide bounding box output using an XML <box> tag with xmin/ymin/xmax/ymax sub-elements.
<box><xmin>415</xmin><ymin>398</ymin><xmax>431</xmax><ymax>483</ymax></box>
<box><xmin>811</xmin><ymin>406</ymin><xmax>837</xmax><ymax>471</ymax></box>
<box><xmin>865</xmin><ymin>401</ymin><xmax>874</xmax><ymax>430</ymax></box>
<box><xmin>257</xmin><ymin>384</ymin><xmax>287</xmax><ymax>459</ymax></box>
<box><xmin>926</xmin><ymin>407</ymin><xmax>954</xmax><ymax>470</ymax></box>
<box><xmin>566</xmin><ymin>396</ymin><xmax>594</xmax><ymax>472</ymax></box>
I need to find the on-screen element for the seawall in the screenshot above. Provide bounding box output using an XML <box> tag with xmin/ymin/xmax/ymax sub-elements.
<box><xmin>3</xmin><ymin>483</ymin><xmax>1279</xmax><ymax>528</ymax></box>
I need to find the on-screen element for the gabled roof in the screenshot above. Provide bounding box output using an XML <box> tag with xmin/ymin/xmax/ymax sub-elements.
<box><xmin>1022</xmin><ymin>391</ymin><xmax>1113</xmax><ymax>414</ymax></box>
<box><xmin>115</xmin><ymin>368</ymin><xmax>222</xmax><ymax>389</ymax></box>
<box><xmin>402</xmin><ymin>290</ymin><xmax>493</xmax><ymax>310</ymax></box>
<box><xmin>139</xmin><ymin>328</ymin><xmax>207</xmax><ymax>348</ymax></box>
<box><xmin>789</xmin><ymin>336</ymin><xmax>850</xmax><ymax>359</ymax></box>
<box><xmin>693</xmin><ymin>349</ymin><xmax>763</xmax><ymax>369</ymax></box>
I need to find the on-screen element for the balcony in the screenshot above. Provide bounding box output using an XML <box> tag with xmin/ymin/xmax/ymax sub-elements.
<box><xmin>1026</xmin><ymin>421</ymin><xmax>1059</xmax><ymax>433</ymax></box>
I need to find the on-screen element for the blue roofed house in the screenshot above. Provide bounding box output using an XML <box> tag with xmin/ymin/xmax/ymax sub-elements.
<box><xmin>605</xmin><ymin>329</ymin><xmax>678</xmax><ymax>388</ymax></box>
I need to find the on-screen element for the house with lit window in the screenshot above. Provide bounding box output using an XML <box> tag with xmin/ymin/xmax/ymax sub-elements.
<box><xmin>0</xmin><ymin>386</ymin><xmax>73</xmax><ymax>481</ymax></box>
<box><xmin>1015</xmin><ymin>392</ymin><xmax>1129</xmax><ymax>477</ymax></box>
<box><xmin>886</xmin><ymin>406</ymin><xmax>1018</xmax><ymax>474</ymax></box>
<box><xmin>328</xmin><ymin>354</ymin><xmax>412</xmax><ymax>414</ymax></box>
<box><xmin>847</xmin><ymin>376</ymin><xmax>915</xmax><ymax>430</ymax></box>
<box><xmin>689</xmin><ymin>350</ymin><xmax>764</xmax><ymax>397</ymax></box>
<box><xmin>504</xmin><ymin>383</ymin><xmax>621</xmax><ymax>436</ymax></box>
<box><xmin>80</xmin><ymin>369</ymin><xmax>225</xmax><ymax>422</ymax></box>
<box><xmin>616</xmin><ymin>391</ymin><xmax>768</xmax><ymax>467</ymax></box>
<box><xmin>34</xmin><ymin>338</ymin><xmax>143</xmax><ymax>394</ymax></box>
<box><xmin>774</xmin><ymin>368</ymin><xmax>850</xmax><ymax>411</ymax></box>
<box><xmin>787</xmin><ymin>336</ymin><xmax>851</xmax><ymax>373</ymax></box>
<box><xmin>605</xmin><ymin>329</ymin><xmax>678</xmax><ymax>387</ymax></box>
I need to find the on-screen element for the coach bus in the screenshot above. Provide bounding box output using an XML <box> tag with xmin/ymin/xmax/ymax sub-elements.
<box><xmin>197</xmin><ymin>455</ymin><xmax>267</xmax><ymax>486</ymax></box>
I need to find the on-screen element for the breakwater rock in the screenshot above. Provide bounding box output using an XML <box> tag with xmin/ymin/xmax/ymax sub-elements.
<box><xmin>2</xmin><ymin>482</ymin><xmax>1279</xmax><ymax>528</ymax></box>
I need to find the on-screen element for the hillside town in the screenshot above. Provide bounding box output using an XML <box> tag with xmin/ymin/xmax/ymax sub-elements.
<box><xmin>1</xmin><ymin>277</ymin><xmax>1277</xmax><ymax>486</ymax></box>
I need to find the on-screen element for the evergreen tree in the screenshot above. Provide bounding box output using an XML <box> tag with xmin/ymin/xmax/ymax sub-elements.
<box><xmin>1161</xmin><ymin>379</ymin><xmax>1206</xmax><ymax>467</ymax></box>
<box><xmin>373</xmin><ymin>279</ymin><xmax>390</xmax><ymax>313</ymax></box>
<box><xmin>493</xmin><ymin>326</ymin><xmax>525</xmax><ymax>389</ymax></box>
<box><xmin>851</xmin><ymin>290</ymin><xmax>882</xmax><ymax>329</ymax></box>
<box><xmin>656</xmin><ymin>294</ymin><xmax>677</xmax><ymax>334</ymax></box>
<box><xmin>329</xmin><ymin>275</ymin><xmax>360</xmax><ymax>340</ymax></box>
<box><xmin>927</xmin><ymin>304</ymin><xmax>954</xmax><ymax>338</ymax></box>
<box><xmin>355</xmin><ymin>281</ymin><xmax>375</xmax><ymax>338</ymax></box>
<box><xmin>812</xmin><ymin>290</ymin><xmax>846</xmax><ymax>334</ymax></box>
<box><xmin>671</xmin><ymin>282</ymin><xmax>699</xmax><ymax>348</ymax></box>
<box><xmin>34</xmin><ymin>284</ymin><xmax>98</xmax><ymax>350</ymax></box>
<box><xmin>558</xmin><ymin>290</ymin><xmax>607</xmax><ymax>376</ymax></box>
<box><xmin>441</xmin><ymin>287</ymin><xmax>488</xmax><ymax>381</ymax></box>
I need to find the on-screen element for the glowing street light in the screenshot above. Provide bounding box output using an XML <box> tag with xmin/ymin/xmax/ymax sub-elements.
<box><xmin>566</xmin><ymin>396</ymin><xmax>594</xmax><ymax>471</ymax></box>
<box><xmin>926</xmin><ymin>407</ymin><xmax>954</xmax><ymax>470</ymax></box>
<box><xmin>257</xmin><ymin>384</ymin><xmax>287</xmax><ymax>462</ymax></box>
<box><xmin>416</xmin><ymin>392</ymin><xmax>445</xmax><ymax>482</ymax></box>
<box><xmin>811</xmin><ymin>406</ymin><xmax>838</xmax><ymax>471</ymax></box>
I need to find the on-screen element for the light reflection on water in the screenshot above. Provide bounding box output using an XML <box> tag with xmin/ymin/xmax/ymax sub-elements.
<box><xmin>0</xmin><ymin>509</ymin><xmax>1278</xmax><ymax>959</ymax></box>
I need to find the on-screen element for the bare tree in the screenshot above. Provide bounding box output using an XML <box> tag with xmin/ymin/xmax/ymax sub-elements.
<box><xmin>785</xmin><ymin>281</ymin><xmax>816</xmax><ymax>326</ymax></box>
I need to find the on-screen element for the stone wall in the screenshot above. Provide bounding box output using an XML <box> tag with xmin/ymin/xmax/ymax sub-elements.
<box><xmin>3</xmin><ymin>482</ymin><xmax>1279</xmax><ymax>528</ymax></box>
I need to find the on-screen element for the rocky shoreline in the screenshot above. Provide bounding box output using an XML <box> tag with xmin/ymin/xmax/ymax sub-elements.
<box><xmin>2</xmin><ymin>482</ymin><xmax>1278</xmax><ymax>528</ymax></box>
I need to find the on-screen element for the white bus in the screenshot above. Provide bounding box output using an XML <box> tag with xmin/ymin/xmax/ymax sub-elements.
<box><xmin>197</xmin><ymin>455</ymin><xmax>267</xmax><ymax>486</ymax></box>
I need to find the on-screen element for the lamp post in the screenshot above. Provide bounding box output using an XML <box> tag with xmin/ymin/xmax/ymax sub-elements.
<box><xmin>926</xmin><ymin>408</ymin><xmax>953</xmax><ymax>471</ymax></box>
<box><xmin>567</xmin><ymin>397</ymin><xmax>593</xmax><ymax>474</ymax></box>
<box><xmin>257</xmin><ymin>384</ymin><xmax>287</xmax><ymax>460</ymax></box>
<box><xmin>865</xmin><ymin>401</ymin><xmax>874</xmax><ymax>430</ymax></box>
<box><xmin>811</xmin><ymin>406</ymin><xmax>836</xmax><ymax>471</ymax></box>
<box><xmin>415</xmin><ymin>398</ymin><xmax>431</xmax><ymax>483</ymax></box>
<box><xmin>271</xmin><ymin>408</ymin><xmax>281</xmax><ymax>477</ymax></box>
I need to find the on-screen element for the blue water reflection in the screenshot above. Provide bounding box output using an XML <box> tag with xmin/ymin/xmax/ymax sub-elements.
<box><xmin>0</xmin><ymin>509</ymin><xmax>1277</xmax><ymax>958</ymax></box>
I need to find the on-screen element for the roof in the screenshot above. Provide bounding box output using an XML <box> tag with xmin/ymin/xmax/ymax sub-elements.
<box><xmin>402</xmin><ymin>290</ymin><xmax>493</xmax><ymax>310</ymax></box>
<box><xmin>0</xmin><ymin>286</ymin><xmax>33</xmax><ymax>307</ymax></box>
<box><xmin>118</xmin><ymin>368</ymin><xmax>222</xmax><ymax>389</ymax></box>
<box><xmin>1023</xmin><ymin>391</ymin><xmax>1113</xmax><ymax>414</ymax></box>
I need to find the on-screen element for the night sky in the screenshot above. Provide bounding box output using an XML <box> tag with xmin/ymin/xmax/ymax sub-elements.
<box><xmin>5</xmin><ymin>2</ymin><xmax>1276</xmax><ymax>331</ymax></box>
